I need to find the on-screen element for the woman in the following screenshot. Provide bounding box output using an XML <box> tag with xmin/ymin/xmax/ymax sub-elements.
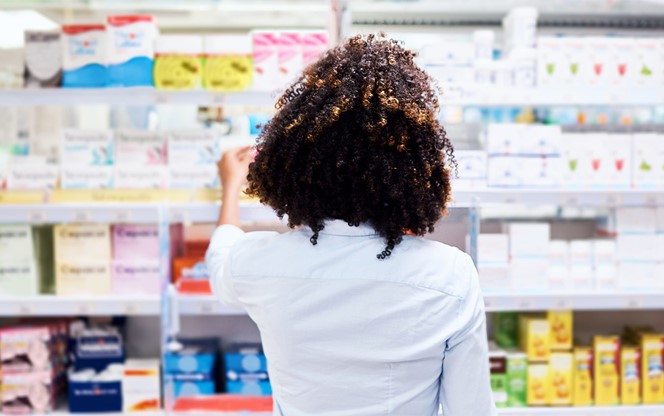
<box><xmin>207</xmin><ymin>34</ymin><xmax>495</xmax><ymax>416</ymax></box>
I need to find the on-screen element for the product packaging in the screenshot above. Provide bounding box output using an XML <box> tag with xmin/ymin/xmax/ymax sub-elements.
<box><xmin>225</xmin><ymin>343</ymin><xmax>271</xmax><ymax>396</ymax></box>
<box><xmin>573</xmin><ymin>346</ymin><xmax>594</xmax><ymax>406</ymax></box>
<box><xmin>635</xmin><ymin>38</ymin><xmax>660</xmax><ymax>86</ymax></box>
<box><xmin>593</xmin><ymin>335</ymin><xmax>620</xmax><ymax>406</ymax></box>
<box><xmin>536</xmin><ymin>37</ymin><xmax>565</xmax><ymax>86</ymax></box>
<box><xmin>68</xmin><ymin>366</ymin><xmax>123</xmax><ymax>413</ymax></box>
<box><xmin>641</xmin><ymin>334</ymin><xmax>664</xmax><ymax>404</ymax></box>
<box><xmin>506</xmin><ymin>351</ymin><xmax>527</xmax><ymax>407</ymax></box>
<box><xmin>114</xmin><ymin>166</ymin><xmax>168</xmax><ymax>189</ymax></box>
<box><xmin>5</xmin><ymin>160</ymin><xmax>59</xmax><ymax>190</ymax></box>
<box><xmin>547</xmin><ymin>240</ymin><xmax>569</xmax><ymax>290</ymax></box>
<box><xmin>494</xmin><ymin>312</ymin><xmax>519</xmax><ymax>349</ymax></box>
<box><xmin>301</xmin><ymin>31</ymin><xmax>329</xmax><ymax>67</ymax></box>
<box><xmin>560</xmin><ymin>133</ymin><xmax>591</xmax><ymax>188</ymax></box>
<box><xmin>569</xmin><ymin>240</ymin><xmax>594</xmax><ymax>290</ymax></box>
<box><xmin>164</xmin><ymin>338</ymin><xmax>218</xmax><ymax>398</ymax></box>
<box><xmin>169</xmin><ymin>165</ymin><xmax>219</xmax><ymax>189</ymax></box>
<box><xmin>24</xmin><ymin>31</ymin><xmax>62</xmax><ymax>87</ymax></box>
<box><xmin>593</xmin><ymin>239</ymin><xmax>618</xmax><ymax>290</ymax></box>
<box><xmin>61</xmin><ymin>25</ymin><xmax>108</xmax><ymax>88</ymax></box>
<box><xmin>519</xmin><ymin>314</ymin><xmax>550</xmax><ymax>362</ymax></box>
<box><xmin>112</xmin><ymin>224</ymin><xmax>159</xmax><ymax>260</ymax></box>
<box><xmin>586</xmin><ymin>37</ymin><xmax>612</xmax><ymax>86</ymax></box>
<box><xmin>251</xmin><ymin>31</ymin><xmax>279</xmax><ymax>91</ymax></box>
<box><xmin>549</xmin><ymin>352</ymin><xmax>573</xmax><ymax>406</ymax></box>
<box><xmin>489</xmin><ymin>346</ymin><xmax>508</xmax><ymax>407</ymax></box>
<box><xmin>61</xmin><ymin>129</ymin><xmax>114</xmax><ymax>166</ymax></box>
<box><xmin>114</xmin><ymin>130</ymin><xmax>167</xmax><ymax>166</ymax></box>
<box><xmin>0</xmin><ymin>326</ymin><xmax>52</xmax><ymax>372</ymax></box>
<box><xmin>527</xmin><ymin>363</ymin><xmax>550</xmax><ymax>406</ymax></box>
<box><xmin>548</xmin><ymin>311</ymin><xmax>573</xmax><ymax>351</ymax></box>
<box><xmin>510</xmin><ymin>258</ymin><xmax>549</xmax><ymax>291</ymax></box>
<box><xmin>122</xmin><ymin>359</ymin><xmax>161</xmax><ymax>412</ymax></box>
<box><xmin>621</xmin><ymin>345</ymin><xmax>641</xmax><ymax>405</ymax></box>
<box><xmin>1</xmin><ymin>370</ymin><xmax>54</xmax><ymax>414</ymax></box>
<box><xmin>0</xmin><ymin>224</ymin><xmax>34</xmax><ymax>263</ymax></box>
<box><xmin>167</xmin><ymin>130</ymin><xmax>219</xmax><ymax>166</ymax></box>
<box><xmin>54</xmin><ymin>224</ymin><xmax>111</xmax><ymax>261</ymax></box>
<box><xmin>0</xmin><ymin>47</ymin><xmax>24</xmax><ymax>88</ymax></box>
<box><xmin>203</xmin><ymin>35</ymin><xmax>253</xmax><ymax>91</ymax></box>
<box><xmin>60</xmin><ymin>166</ymin><xmax>114</xmax><ymax>189</ymax></box>
<box><xmin>173</xmin><ymin>256</ymin><xmax>210</xmax><ymax>294</ymax></box>
<box><xmin>55</xmin><ymin>261</ymin><xmax>111</xmax><ymax>296</ymax></box>
<box><xmin>506</xmin><ymin>222</ymin><xmax>550</xmax><ymax>258</ymax></box>
<box><xmin>277</xmin><ymin>32</ymin><xmax>303</xmax><ymax>86</ymax></box>
<box><xmin>632</xmin><ymin>134</ymin><xmax>664</xmax><ymax>188</ymax></box>
<box><xmin>111</xmin><ymin>259</ymin><xmax>160</xmax><ymax>295</ymax></box>
<box><xmin>106</xmin><ymin>15</ymin><xmax>158</xmax><ymax>87</ymax></box>
<box><xmin>453</xmin><ymin>150</ymin><xmax>487</xmax><ymax>189</ymax></box>
<box><xmin>154</xmin><ymin>35</ymin><xmax>203</xmax><ymax>90</ymax></box>
<box><xmin>0</xmin><ymin>263</ymin><xmax>38</xmax><ymax>296</ymax></box>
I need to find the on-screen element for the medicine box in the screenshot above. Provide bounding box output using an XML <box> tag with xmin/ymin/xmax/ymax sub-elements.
<box><xmin>54</xmin><ymin>224</ymin><xmax>111</xmax><ymax>261</ymax></box>
<box><xmin>168</xmin><ymin>130</ymin><xmax>219</xmax><ymax>166</ymax></box>
<box><xmin>510</xmin><ymin>259</ymin><xmax>549</xmax><ymax>290</ymax></box>
<box><xmin>519</xmin><ymin>314</ymin><xmax>550</xmax><ymax>362</ymax></box>
<box><xmin>593</xmin><ymin>335</ymin><xmax>620</xmax><ymax>406</ymax></box>
<box><xmin>505</xmin><ymin>222</ymin><xmax>550</xmax><ymax>258</ymax></box>
<box><xmin>301</xmin><ymin>31</ymin><xmax>329</xmax><ymax>67</ymax></box>
<box><xmin>0</xmin><ymin>262</ymin><xmax>38</xmax><ymax>296</ymax></box>
<box><xmin>71</xmin><ymin>331</ymin><xmax>124</xmax><ymax>372</ymax></box>
<box><xmin>112</xmin><ymin>224</ymin><xmax>159</xmax><ymax>260</ymax></box>
<box><xmin>477</xmin><ymin>264</ymin><xmax>510</xmax><ymax>292</ymax></box>
<box><xmin>24</xmin><ymin>30</ymin><xmax>62</xmax><ymax>88</ymax></box>
<box><xmin>632</xmin><ymin>134</ymin><xmax>664</xmax><ymax>188</ymax></box>
<box><xmin>106</xmin><ymin>15</ymin><xmax>158</xmax><ymax>87</ymax></box>
<box><xmin>621</xmin><ymin>346</ymin><xmax>641</xmax><ymax>405</ymax></box>
<box><xmin>549</xmin><ymin>352</ymin><xmax>573</xmax><ymax>406</ymax></box>
<box><xmin>164</xmin><ymin>337</ymin><xmax>219</xmax><ymax>398</ymax></box>
<box><xmin>61</xmin><ymin>129</ymin><xmax>114</xmax><ymax>166</ymax></box>
<box><xmin>251</xmin><ymin>31</ymin><xmax>279</xmax><ymax>91</ymax></box>
<box><xmin>548</xmin><ymin>311</ymin><xmax>573</xmax><ymax>351</ymax></box>
<box><xmin>203</xmin><ymin>35</ymin><xmax>254</xmax><ymax>92</ymax></box>
<box><xmin>68</xmin><ymin>372</ymin><xmax>122</xmax><ymax>413</ymax></box>
<box><xmin>169</xmin><ymin>165</ymin><xmax>219</xmax><ymax>189</ymax></box>
<box><xmin>489</xmin><ymin>347</ymin><xmax>508</xmax><ymax>408</ymax></box>
<box><xmin>226</xmin><ymin>380</ymin><xmax>272</xmax><ymax>396</ymax></box>
<box><xmin>572</xmin><ymin>346</ymin><xmax>593</xmax><ymax>406</ymax></box>
<box><xmin>111</xmin><ymin>259</ymin><xmax>160</xmax><ymax>295</ymax></box>
<box><xmin>114</xmin><ymin>130</ymin><xmax>167</xmax><ymax>166</ymax></box>
<box><xmin>475</xmin><ymin>234</ymin><xmax>509</xmax><ymax>264</ymax></box>
<box><xmin>615</xmin><ymin>207</ymin><xmax>657</xmax><ymax>234</ymax></box>
<box><xmin>641</xmin><ymin>333</ymin><xmax>664</xmax><ymax>404</ymax></box>
<box><xmin>0</xmin><ymin>224</ymin><xmax>34</xmax><ymax>263</ymax></box>
<box><xmin>62</xmin><ymin>25</ymin><xmax>107</xmax><ymax>88</ymax></box>
<box><xmin>6</xmin><ymin>162</ymin><xmax>59</xmax><ymax>190</ymax></box>
<box><xmin>527</xmin><ymin>363</ymin><xmax>550</xmax><ymax>406</ymax></box>
<box><xmin>2</xmin><ymin>370</ymin><xmax>55</xmax><ymax>414</ymax></box>
<box><xmin>61</xmin><ymin>166</ymin><xmax>114</xmax><ymax>189</ymax></box>
<box><xmin>154</xmin><ymin>35</ymin><xmax>203</xmax><ymax>90</ymax></box>
<box><xmin>494</xmin><ymin>312</ymin><xmax>519</xmax><ymax>349</ymax></box>
<box><xmin>122</xmin><ymin>359</ymin><xmax>161</xmax><ymax>412</ymax></box>
<box><xmin>55</xmin><ymin>260</ymin><xmax>111</xmax><ymax>296</ymax></box>
<box><xmin>114</xmin><ymin>166</ymin><xmax>168</xmax><ymax>189</ymax></box>
<box><xmin>453</xmin><ymin>150</ymin><xmax>487</xmax><ymax>188</ymax></box>
<box><xmin>278</xmin><ymin>32</ymin><xmax>303</xmax><ymax>87</ymax></box>
<box><xmin>0</xmin><ymin>326</ymin><xmax>52</xmax><ymax>372</ymax></box>
<box><xmin>506</xmin><ymin>351</ymin><xmax>527</xmax><ymax>407</ymax></box>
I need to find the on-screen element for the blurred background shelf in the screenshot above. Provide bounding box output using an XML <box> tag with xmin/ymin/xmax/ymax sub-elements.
<box><xmin>496</xmin><ymin>405</ymin><xmax>664</xmax><ymax>415</ymax></box>
<box><xmin>0</xmin><ymin>295</ymin><xmax>159</xmax><ymax>316</ymax></box>
<box><xmin>483</xmin><ymin>292</ymin><xmax>664</xmax><ymax>312</ymax></box>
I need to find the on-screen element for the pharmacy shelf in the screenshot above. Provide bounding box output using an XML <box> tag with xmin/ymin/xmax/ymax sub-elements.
<box><xmin>453</xmin><ymin>188</ymin><xmax>664</xmax><ymax>207</ymax></box>
<box><xmin>0</xmin><ymin>87</ymin><xmax>662</xmax><ymax>107</ymax></box>
<box><xmin>178</xmin><ymin>295</ymin><xmax>248</xmax><ymax>316</ymax></box>
<box><xmin>496</xmin><ymin>405</ymin><xmax>664</xmax><ymax>415</ymax></box>
<box><xmin>0</xmin><ymin>203</ymin><xmax>164</xmax><ymax>224</ymax></box>
<box><xmin>0</xmin><ymin>295</ymin><xmax>159</xmax><ymax>316</ymax></box>
<box><xmin>483</xmin><ymin>292</ymin><xmax>664</xmax><ymax>312</ymax></box>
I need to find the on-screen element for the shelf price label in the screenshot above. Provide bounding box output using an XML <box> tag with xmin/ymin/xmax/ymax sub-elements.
<box><xmin>27</xmin><ymin>209</ymin><xmax>46</xmax><ymax>223</ymax></box>
<box><xmin>124</xmin><ymin>303</ymin><xmax>138</xmax><ymax>315</ymax></box>
<box><xmin>76</xmin><ymin>303</ymin><xmax>94</xmax><ymax>314</ymax></box>
<box><xmin>625</xmin><ymin>296</ymin><xmax>644</xmax><ymax>309</ymax></box>
<box><xmin>553</xmin><ymin>297</ymin><xmax>572</xmax><ymax>310</ymax></box>
<box><xmin>18</xmin><ymin>304</ymin><xmax>33</xmax><ymax>315</ymax></box>
<box><xmin>72</xmin><ymin>210</ymin><xmax>91</xmax><ymax>223</ymax></box>
<box><xmin>516</xmin><ymin>298</ymin><xmax>534</xmax><ymax>310</ymax></box>
<box><xmin>199</xmin><ymin>303</ymin><xmax>214</xmax><ymax>314</ymax></box>
<box><xmin>560</xmin><ymin>194</ymin><xmax>580</xmax><ymax>207</ymax></box>
<box><xmin>115</xmin><ymin>210</ymin><xmax>132</xmax><ymax>223</ymax></box>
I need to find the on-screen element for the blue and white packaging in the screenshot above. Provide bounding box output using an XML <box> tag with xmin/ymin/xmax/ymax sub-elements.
<box><xmin>164</xmin><ymin>338</ymin><xmax>219</xmax><ymax>398</ymax></box>
<box><xmin>224</xmin><ymin>343</ymin><xmax>270</xmax><ymax>396</ymax></box>
<box><xmin>168</xmin><ymin>130</ymin><xmax>219</xmax><ymax>166</ymax></box>
<box><xmin>71</xmin><ymin>330</ymin><xmax>125</xmax><ymax>372</ymax></box>
<box><xmin>61</xmin><ymin>130</ymin><xmax>114</xmax><ymax>166</ymax></box>
<box><xmin>62</xmin><ymin>25</ymin><xmax>108</xmax><ymax>88</ymax></box>
<box><xmin>106</xmin><ymin>15</ymin><xmax>158</xmax><ymax>87</ymax></box>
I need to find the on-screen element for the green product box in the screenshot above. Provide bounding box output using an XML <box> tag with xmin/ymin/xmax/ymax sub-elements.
<box><xmin>506</xmin><ymin>351</ymin><xmax>528</xmax><ymax>407</ymax></box>
<box><xmin>489</xmin><ymin>345</ymin><xmax>508</xmax><ymax>408</ymax></box>
<box><xmin>495</xmin><ymin>312</ymin><xmax>519</xmax><ymax>348</ymax></box>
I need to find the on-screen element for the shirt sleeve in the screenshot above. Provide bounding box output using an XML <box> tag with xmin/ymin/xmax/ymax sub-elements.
<box><xmin>439</xmin><ymin>252</ymin><xmax>496</xmax><ymax>416</ymax></box>
<box><xmin>205</xmin><ymin>224</ymin><xmax>247</xmax><ymax>310</ymax></box>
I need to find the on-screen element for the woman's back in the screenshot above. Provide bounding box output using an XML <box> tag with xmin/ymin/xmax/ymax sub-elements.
<box><xmin>207</xmin><ymin>220</ymin><xmax>494</xmax><ymax>415</ymax></box>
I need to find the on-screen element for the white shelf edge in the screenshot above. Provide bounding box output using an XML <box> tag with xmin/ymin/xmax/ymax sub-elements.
<box><xmin>0</xmin><ymin>87</ymin><xmax>662</xmax><ymax>106</ymax></box>
<box><xmin>483</xmin><ymin>292</ymin><xmax>664</xmax><ymax>312</ymax></box>
<box><xmin>0</xmin><ymin>295</ymin><xmax>159</xmax><ymax>316</ymax></box>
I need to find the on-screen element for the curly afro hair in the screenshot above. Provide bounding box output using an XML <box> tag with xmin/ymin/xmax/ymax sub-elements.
<box><xmin>246</xmin><ymin>33</ymin><xmax>455</xmax><ymax>259</ymax></box>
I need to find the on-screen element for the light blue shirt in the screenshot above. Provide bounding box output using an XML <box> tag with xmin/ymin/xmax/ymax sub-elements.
<box><xmin>206</xmin><ymin>219</ymin><xmax>496</xmax><ymax>416</ymax></box>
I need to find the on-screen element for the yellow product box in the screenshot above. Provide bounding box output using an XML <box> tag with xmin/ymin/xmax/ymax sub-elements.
<box><xmin>641</xmin><ymin>334</ymin><xmax>664</xmax><ymax>404</ymax></box>
<box><xmin>519</xmin><ymin>314</ymin><xmax>550</xmax><ymax>362</ymax></box>
<box><xmin>573</xmin><ymin>346</ymin><xmax>593</xmax><ymax>406</ymax></box>
<box><xmin>55</xmin><ymin>260</ymin><xmax>111</xmax><ymax>296</ymax></box>
<box><xmin>593</xmin><ymin>335</ymin><xmax>620</xmax><ymax>406</ymax></box>
<box><xmin>54</xmin><ymin>224</ymin><xmax>111</xmax><ymax>261</ymax></box>
<box><xmin>549</xmin><ymin>352</ymin><xmax>573</xmax><ymax>406</ymax></box>
<box><xmin>548</xmin><ymin>310</ymin><xmax>573</xmax><ymax>351</ymax></box>
<box><xmin>621</xmin><ymin>345</ymin><xmax>641</xmax><ymax>405</ymax></box>
<box><xmin>527</xmin><ymin>363</ymin><xmax>550</xmax><ymax>406</ymax></box>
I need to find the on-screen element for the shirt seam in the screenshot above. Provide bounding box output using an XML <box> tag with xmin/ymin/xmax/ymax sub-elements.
<box><xmin>228</xmin><ymin>273</ymin><xmax>464</xmax><ymax>299</ymax></box>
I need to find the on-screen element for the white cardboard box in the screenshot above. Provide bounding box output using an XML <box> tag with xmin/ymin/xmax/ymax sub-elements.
<box><xmin>506</xmin><ymin>222</ymin><xmax>550</xmax><ymax>258</ymax></box>
<box><xmin>122</xmin><ymin>359</ymin><xmax>160</xmax><ymax>412</ymax></box>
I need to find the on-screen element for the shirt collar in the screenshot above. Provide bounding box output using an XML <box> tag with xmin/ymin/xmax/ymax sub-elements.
<box><xmin>318</xmin><ymin>219</ymin><xmax>378</xmax><ymax>237</ymax></box>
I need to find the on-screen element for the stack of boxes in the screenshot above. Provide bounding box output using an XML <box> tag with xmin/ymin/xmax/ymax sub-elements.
<box><xmin>113</xmin><ymin>130</ymin><xmax>168</xmax><ymax>189</ymax></box>
<box><xmin>0</xmin><ymin>322</ymin><xmax>68</xmax><ymax>414</ymax></box>
<box><xmin>111</xmin><ymin>224</ymin><xmax>161</xmax><ymax>295</ymax></box>
<box><xmin>506</xmin><ymin>222</ymin><xmax>550</xmax><ymax>291</ymax></box>
<box><xmin>54</xmin><ymin>224</ymin><xmax>112</xmax><ymax>296</ymax></box>
<box><xmin>167</xmin><ymin>130</ymin><xmax>220</xmax><ymax>190</ymax></box>
<box><xmin>486</xmin><ymin>124</ymin><xmax>562</xmax><ymax>187</ymax></box>
<box><xmin>224</xmin><ymin>343</ymin><xmax>271</xmax><ymax>396</ymax></box>
<box><xmin>164</xmin><ymin>338</ymin><xmax>219</xmax><ymax>398</ymax></box>
<box><xmin>615</xmin><ymin>208</ymin><xmax>662</xmax><ymax>290</ymax></box>
<box><xmin>472</xmin><ymin>233</ymin><xmax>509</xmax><ymax>292</ymax></box>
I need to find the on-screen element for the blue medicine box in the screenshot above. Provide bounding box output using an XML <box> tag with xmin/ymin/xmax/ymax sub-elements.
<box><xmin>71</xmin><ymin>333</ymin><xmax>125</xmax><ymax>372</ymax></box>
<box><xmin>164</xmin><ymin>338</ymin><xmax>219</xmax><ymax>398</ymax></box>
<box><xmin>224</xmin><ymin>343</ymin><xmax>270</xmax><ymax>396</ymax></box>
<box><xmin>68</xmin><ymin>377</ymin><xmax>122</xmax><ymax>413</ymax></box>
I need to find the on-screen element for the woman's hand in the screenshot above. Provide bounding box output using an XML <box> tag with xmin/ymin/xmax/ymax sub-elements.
<box><xmin>218</xmin><ymin>146</ymin><xmax>254</xmax><ymax>193</ymax></box>
<box><xmin>217</xmin><ymin>146</ymin><xmax>254</xmax><ymax>227</ymax></box>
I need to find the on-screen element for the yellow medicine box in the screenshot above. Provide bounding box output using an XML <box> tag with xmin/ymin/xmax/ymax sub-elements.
<box><xmin>527</xmin><ymin>363</ymin><xmax>550</xmax><ymax>406</ymax></box>
<box><xmin>548</xmin><ymin>310</ymin><xmax>573</xmax><ymax>351</ymax></box>
<box><xmin>519</xmin><ymin>314</ymin><xmax>550</xmax><ymax>362</ymax></box>
<box><xmin>593</xmin><ymin>335</ymin><xmax>620</xmax><ymax>406</ymax></box>
<box><xmin>550</xmin><ymin>352</ymin><xmax>573</xmax><ymax>406</ymax></box>
<box><xmin>573</xmin><ymin>346</ymin><xmax>593</xmax><ymax>406</ymax></box>
<box><xmin>641</xmin><ymin>334</ymin><xmax>664</xmax><ymax>404</ymax></box>
<box><xmin>621</xmin><ymin>345</ymin><xmax>641</xmax><ymax>405</ymax></box>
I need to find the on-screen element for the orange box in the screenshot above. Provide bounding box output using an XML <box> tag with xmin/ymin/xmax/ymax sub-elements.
<box><xmin>172</xmin><ymin>256</ymin><xmax>211</xmax><ymax>294</ymax></box>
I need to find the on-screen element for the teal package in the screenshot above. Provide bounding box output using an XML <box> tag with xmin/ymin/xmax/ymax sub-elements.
<box><xmin>108</xmin><ymin>56</ymin><xmax>154</xmax><ymax>87</ymax></box>
<box><xmin>227</xmin><ymin>381</ymin><xmax>272</xmax><ymax>396</ymax></box>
